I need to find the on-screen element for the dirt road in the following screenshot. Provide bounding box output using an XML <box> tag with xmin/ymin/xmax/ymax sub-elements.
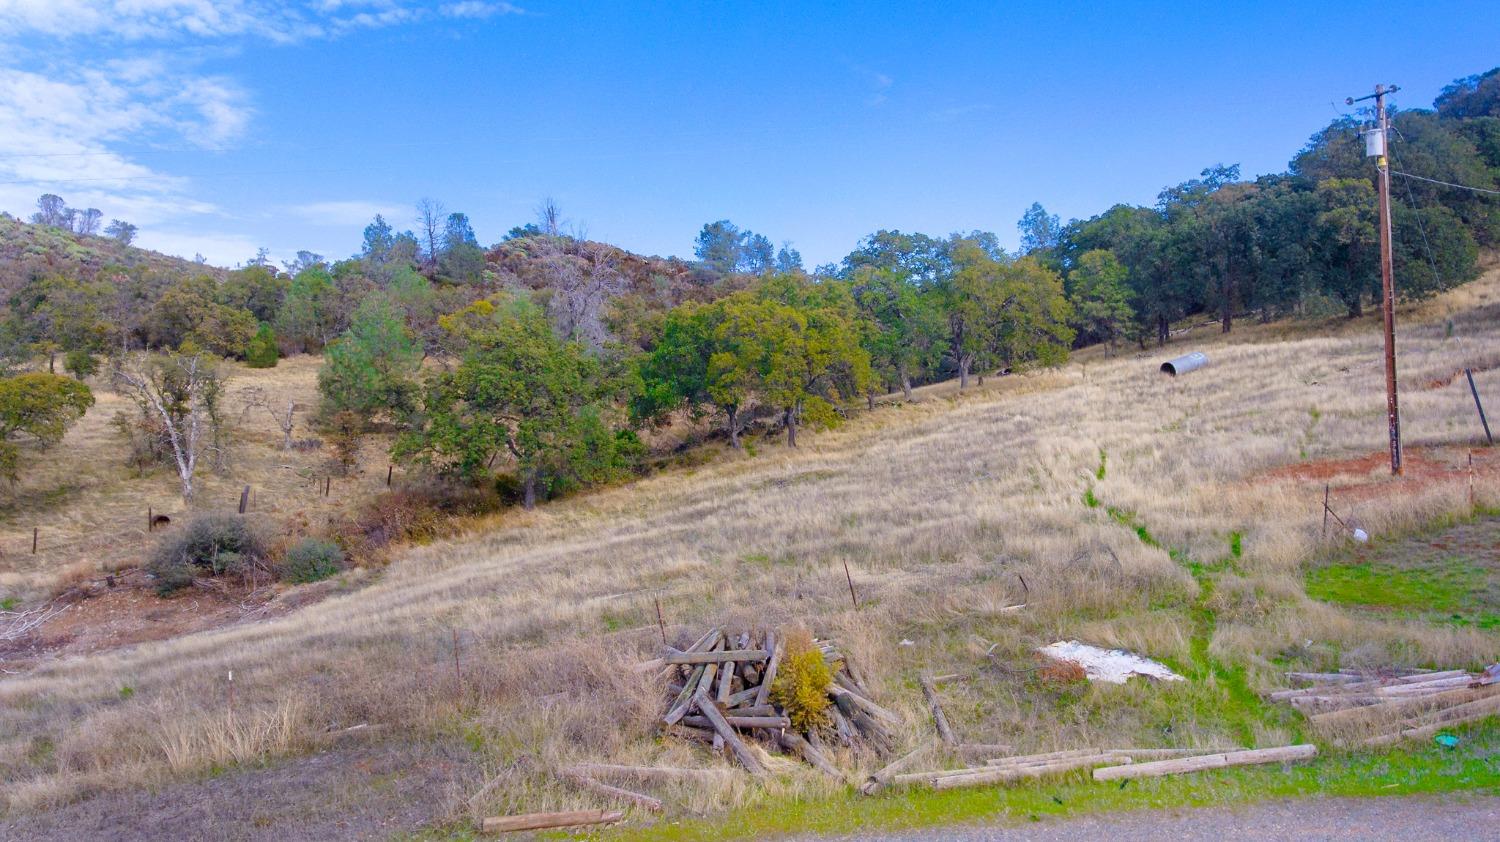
<box><xmin>793</xmin><ymin>794</ymin><xmax>1500</xmax><ymax>841</ymax></box>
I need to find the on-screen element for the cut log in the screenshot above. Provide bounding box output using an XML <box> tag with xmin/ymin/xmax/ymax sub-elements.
<box><xmin>1375</xmin><ymin>676</ymin><xmax>1475</xmax><ymax>696</ymax></box>
<box><xmin>930</xmin><ymin>755</ymin><xmax>1125</xmax><ymax>790</ymax></box>
<box><xmin>1269</xmin><ymin>670</ymin><xmax>1470</xmax><ymax>701</ymax></box>
<box><xmin>693</xmin><ymin>688</ymin><xmax>768</xmax><ymax>777</ymax></box>
<box><xmin>1361</xmin><ymin>693</ymin><xmax>1500</xmax><ymax>746</ymax></box>
<box><xmin>776</xmin><ymin>730</ymin><xmax>843</xmax><ymax>780</ymax></box>
<box><xmin>1311</xmin><ymin>685</ymin><xmax>1500</xmax><ymax>729</ymax></box>
<box><xmin>564</xmin><ymin>763</ymin><xmax>732</xmax><ymax>785</ymax></box>
<box><xmin>630</xmin><ymin>657</ymin><xmax>667</xmax><ymax>675</ymax></box>
<box><xmin>685</xmin><ymin>628</ymin><xmax>722</xmax><ymax>653</ymax></box>
<box><xmin>663</xmin><ymin>664</ymin><xmax>706</xmax><ymax>725</ymax></box>
<box><xmin>755</xmin><ymin>632</ymin><xmax>781</xmax><ymax>708</ymax></box>
<box><xmin>950</xmin><ymin>743</ymin><xmax>1015</xmax><ymax>759</ymax></box>
<box><xmin>561</xmin><ymin>773</ymin><xmax>664</xmax><ymax>812</ymax></box>
<box><xmin>830</xmin><ymin>686</ymin><xmax>901</xmax><ymax>727</ymax></box>
<box><xmin>983</xmin><ymin>748</ymin><xmax>1105</xmax><ymax>766</ymax></box>
<box><xmin>1285</xmin><ymin>672</ymin><xmax>1362</xmax><ymax>685</ymax></box>
<box><xmin>1102</xmin><ymin>747</ymin><xmax>1232</xmax><ymax>759</ymax></box>
<box><xmin>665</xmin><ymin>649</ymin><xmax>770</xmax><ymax>665</ymax></box>
<box><xmin>861</xmin><ymin>743</ymin><xmax>934</xmax><ymax>795</ymax></box>
<box><xmin>830</xmin><ymin>707</ymin><xmax>855</xmax><ymax>746</ymax></box>
<box><xmin>725</xmin><ymin>704</ymin><xmax>778</xmax><ymax>717</ymax></box>
<box><xmin>919</xmin><ymin>675</ymin><xmax>957</xmax><ymax>745</ymax></box>
<box><xmin>714</xmin><ymin>658</ymin><xmax>735</xmax><ymax>752</ymax></box>
<box><xmin>480</xmin><ymin>809</ymin><xmax>624</xmax><ymax>834</ymax></box>
<box><xmin>1092</xmin><ymin>744</ymin><xmax>1317</xmax><ymax>781</ymax></box>
<box><xmin>682</xmin><ymin>714</ymin><xmax>791</xmax><ymax>730</ymax></box>
<box><xmin>726</xmin><ymin>686</ymin><xmax>761</xmax><ymax>708</ymax></box>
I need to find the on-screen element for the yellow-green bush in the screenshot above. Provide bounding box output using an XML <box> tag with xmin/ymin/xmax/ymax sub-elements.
<box><xmin>770</xmin><ymin>626</ymin><xmax>832</xmax><ymax>732</ymax></box>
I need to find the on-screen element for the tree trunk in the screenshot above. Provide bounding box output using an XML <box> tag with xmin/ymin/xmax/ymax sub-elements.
<box><xmin>1347</xmin><ymin>294</ymin><xmax>1363</xmax><ymax>319</ymax></box>
<box><xmin>784</xmin><ymin>408</ymin><xmax>797</xmax><ymax>448</ymax></box>
<box><xmin>900</xmin><ymin>371</ymin><xmax>912</xmax><ymax>402</ymax></box>
<box><xmin>1157</xmin><ymin>314</ymin><xmax>1169</xmax><ymax>345</ymax></box>
<box><xmin>523</xmin><ymin>473</ymin><xmax>537</xmax><ymax>510</ymax></box>
<box><xmin>958</xmin><ymin>355</ymin><xmax>971</xmax><ymax>390</ymax></box>
<box><xmin>866</xmin><ymin>391</ymin><xmax>875</xmax><ymax>411</ymax></box>
<box><xmin>727</xmin><ymin>405</ymin><xmax>741</xmax><ymax>449</ymax></box>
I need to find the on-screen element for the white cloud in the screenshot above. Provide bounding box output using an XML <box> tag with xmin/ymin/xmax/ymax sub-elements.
<box><xmin>288</xmin><ymin>200</ymin><xmax>408</xmax><ymax>227</ymax></box>
<box><xmin>0</xmin><ymin>61</ymin><xmax>247</xmax><ymax>223</ymax></box>
<box><xmin>0</xmin><ymin>0</ymin><xmax>522</xmax><ymax>42</ymax></box>
<box><xmin>134</xmin><ymin>227</ymin><xmax>266</xmax><ymax>267</ymax></box>
<box><xmin>440</xmin><ymin>2</ymin><xmax>524</xmax><ymax>19</ymax></box>
<box><xmin>0</xmin><ymin>0</ymin><xmax>520</xmax><ymax>259</ymax></box>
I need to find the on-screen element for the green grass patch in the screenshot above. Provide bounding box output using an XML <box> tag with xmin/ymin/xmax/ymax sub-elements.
<box><xmin>589</xmin><ymin>727</ymin><xmax>1500</xmax><ymax>842</ymax></box>
<box><xmin>1307</xmin><ymin>562</ymin><xmax>1481</xmax><ymax>613</ymax></box>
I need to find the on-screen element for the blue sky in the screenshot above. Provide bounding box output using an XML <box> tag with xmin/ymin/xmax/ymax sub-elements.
<box><xmin>0</xmin><ymin>1</ymin><xmax>1494</xmax><ymax>268</ymax></box>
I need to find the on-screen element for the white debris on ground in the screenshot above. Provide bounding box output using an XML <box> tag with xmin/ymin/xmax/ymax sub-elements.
<box><xmin>1038</xmin><ymin>640</ymin><xmax>1185</xmax><ymax>684</ymax></box>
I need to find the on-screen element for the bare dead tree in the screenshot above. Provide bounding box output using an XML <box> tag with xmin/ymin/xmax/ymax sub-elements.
<box><xmin>114</xmin><ymin>353</ymin><xmax>224</xmax><ymax>501</ymax></box>
<box><xmin>416</xmin><ymin>198</ymin><xmax>446</xmax><ymax>272</ymax></box>
<box><xmin>536</xmin><ymin>196</ymin><xmax>563</xmax><ymax>238</ymax></box>
<box><xmin>240</xmin><ymin>387</ymin><xmax>299</xmax><ymax>450</ymax></box>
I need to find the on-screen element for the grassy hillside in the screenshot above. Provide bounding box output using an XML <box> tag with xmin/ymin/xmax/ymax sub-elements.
<box><xmin>1</xmin><ymin>265</ymin><xmax>1498</xmax><ymax>832</ymax></box>
<box><xmin>0</xmin><ymin>214</ymin><xmax>220</xmax><ymax>289</ymax></box>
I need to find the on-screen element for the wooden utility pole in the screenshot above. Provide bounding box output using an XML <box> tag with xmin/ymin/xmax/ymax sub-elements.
<box><xmin>1349</xmin><ymin>83</ymin><xmax>1402</xmax><ymax>475</ymax></box>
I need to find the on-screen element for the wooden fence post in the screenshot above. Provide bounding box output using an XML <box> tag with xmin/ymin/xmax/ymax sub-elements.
<box><xmin>1467</xmin><ymin>369</ymin><xmax>1493</xmax><ymax>445</ymax></box>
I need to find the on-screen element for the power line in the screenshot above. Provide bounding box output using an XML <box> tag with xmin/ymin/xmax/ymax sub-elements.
<box><xmin>1391</xmin><ymin>170</ymin><xmax>1500</xmax><ymax>197</ymax></box>
<box><xmin>1389</xmin><ymin>146</ymin><xmax>1443</xmax><ymax>290</ymax></box>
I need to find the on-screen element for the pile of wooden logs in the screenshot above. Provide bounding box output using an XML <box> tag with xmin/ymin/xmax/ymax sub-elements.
<box><xmin>1269</xmin><ymin>666</ymin><xmax>1500</xmax><ymax>745</ymax></box>
<box><xmin>648</xmin><ymin>627</ymin><xmax>896</xmax><ymax>777</ymax></box>
<box><xmin>866</xmin><ymin>744</ymin><xmax>1313</xmax><ymax>792</ymax></box>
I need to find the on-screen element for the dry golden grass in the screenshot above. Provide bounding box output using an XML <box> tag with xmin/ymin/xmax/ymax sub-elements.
<box><xmin>0</xmin><ymin>355</ymin><xmax>400</xmax><ymax>595</ymax></box>
<box><xmin>3</xmin><ymin>266</ymin><xmax>1500</xmax><ymax>822</ymax></box>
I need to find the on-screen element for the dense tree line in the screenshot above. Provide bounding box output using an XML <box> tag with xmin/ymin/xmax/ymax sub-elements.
<box><xmin>1043</xmin><ymin>71</ymin><xmax>1498</xmax><ymax>343</ymax></box>
<box><xmin>1</xmin><ymin>67</ymin><xmax>1496</xmax><ymax>509</ymax></box>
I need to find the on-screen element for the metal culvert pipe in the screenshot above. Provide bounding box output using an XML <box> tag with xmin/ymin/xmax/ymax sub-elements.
<box><xmin>1160</xmin><ymin>352</ymin><xmax>1208</xmax><ymax>376</ymax></box>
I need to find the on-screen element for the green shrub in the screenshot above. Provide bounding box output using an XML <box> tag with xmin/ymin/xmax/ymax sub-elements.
<box><xmin>281</xmin><ymin>537</ymin><xmax>345</xmax><ymax>583</ymax></box>
<box><xmin>769</xmin><ymin>626</ymin><xmax>832</xmax><ymax>732</ymax></box>
<box><xmin>148</xmin><ymin>514</ymin><xmax>267</xmax><ymax>595</ymax></box>
<box><xmin>244</xmin><ymin>323</ymin><xmax>279</xmax><ymax>368</ymax></box>
<box><xmin>63</xmin><ymin>349</ymin><xmax>98</xmax><ymax>379</ymax></box>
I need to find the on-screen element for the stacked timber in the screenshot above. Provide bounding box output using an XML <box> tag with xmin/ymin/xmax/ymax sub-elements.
<box><xmin>656</xmin><ymin>628</ymin><xmax>895</xmax><ymax>777</ymax></box>
<box><xmin>1267</xmin><ymin>667</ymin><xmax>1500</xmax><ymax>745</ymax></box>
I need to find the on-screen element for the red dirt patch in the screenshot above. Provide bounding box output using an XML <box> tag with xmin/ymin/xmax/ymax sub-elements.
<box><xmin>1254</xmin><ymin>445</ymin><xmax>1499</xmax><ymax>505</ymax></box>
<box><xmin>1421</xmin><ymin>359</ymin><xmax>1497</xmax><ymax>390</ymax></box>
<box><xmin>1</xmin><ymin>570</ymin><xmax>338</xmax><ymax>673</ymax></box>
